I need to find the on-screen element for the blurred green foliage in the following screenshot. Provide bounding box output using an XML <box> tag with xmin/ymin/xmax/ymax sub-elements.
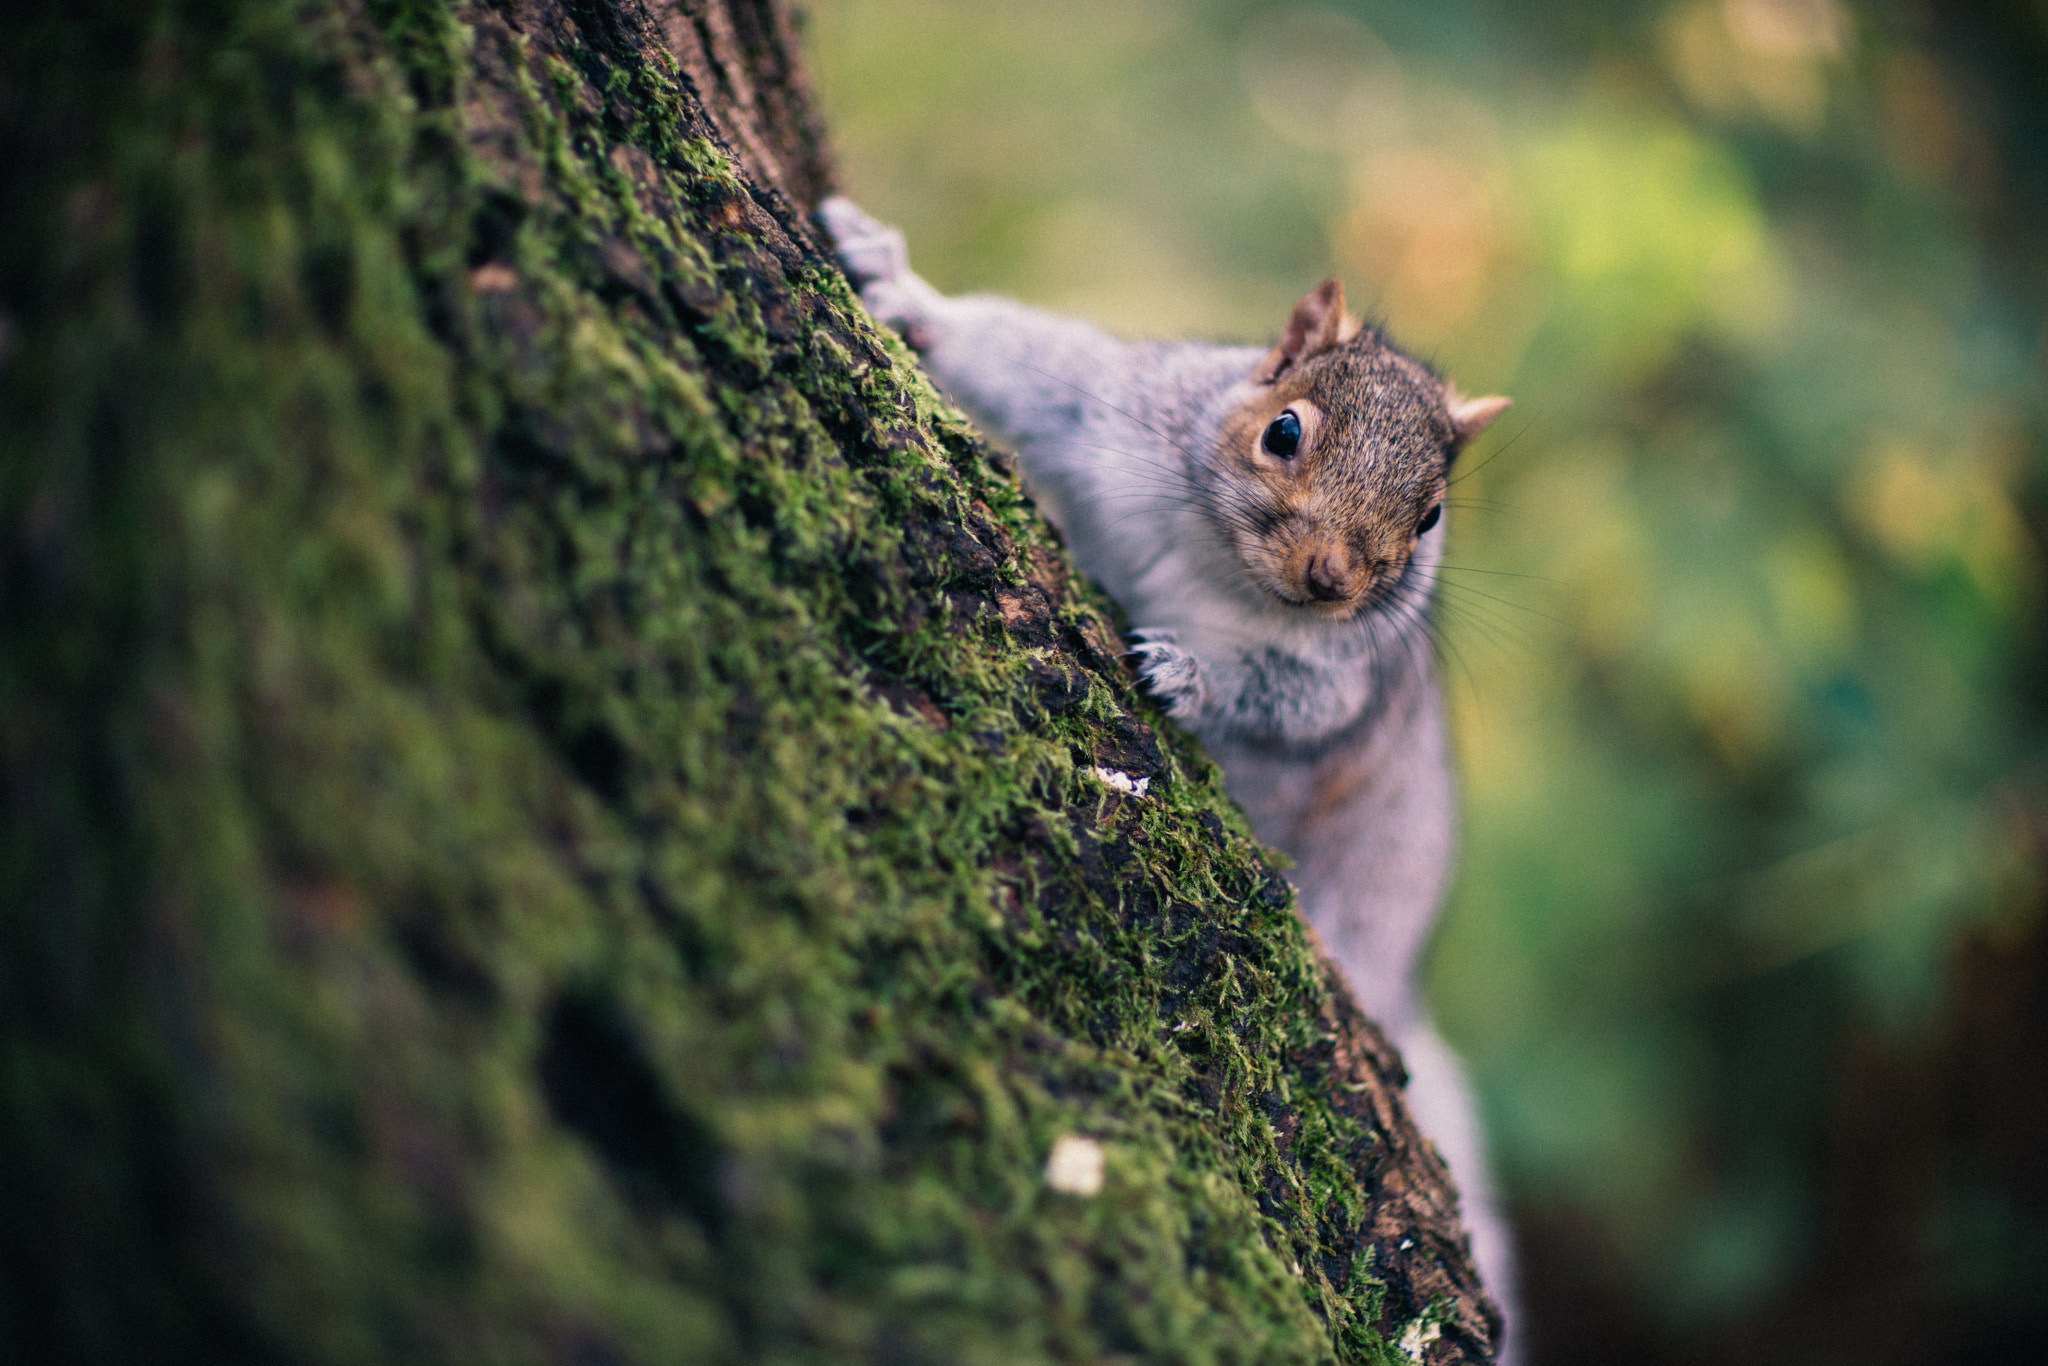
<box><xmin>805</xmin><ymin>0</ymin><xmax>2048</xmax><ymax>1347</ymax></box>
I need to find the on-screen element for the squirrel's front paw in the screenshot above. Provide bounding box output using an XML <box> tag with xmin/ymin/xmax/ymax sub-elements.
<box><xmin>1129</xmin><ymin>632</ymin><xmax>1206</xmax><ymax>720</ymax></box>
<box><xmin>819</xmin><ymin>196</ymin><xmax>942</xmax><ymax>347</ymax></box>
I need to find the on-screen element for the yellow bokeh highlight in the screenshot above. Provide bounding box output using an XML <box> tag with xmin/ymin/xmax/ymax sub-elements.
<box><xmin>1764</xmin><ymin>533</ymin><xmax>1858</xmax><ymax>670</ymax></box>
<box><xmin>1663</xmin><ymin>0</ymin><xmax>1849</xmax><ymax>135</ymax></box>
<box><xmin>1336</xmin><ymin>148</ymin><xmax>1507</xmax><ymax>341</ymax></box>
<box><xmin>1524</xmin><ymin>112</ymin><xmax>1785</xmax><ymax>368</ymax></box>
<box><xmin>1853</xmin><ymin>436</ymin><xmax>2040</xmax><ymax>609</ymax></box>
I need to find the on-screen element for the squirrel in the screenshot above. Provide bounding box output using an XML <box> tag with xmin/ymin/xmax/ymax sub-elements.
<box><xmin>822</xmin><ymin>196</ymin><xmax>1519</xmax><ymax>1361</ymax></box>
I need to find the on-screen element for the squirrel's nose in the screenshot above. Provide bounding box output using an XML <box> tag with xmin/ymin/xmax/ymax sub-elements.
<box><xmin>1304</xmin><ymin>553</ymin><xmax>1353</xmax><ymax>602</ymax></box>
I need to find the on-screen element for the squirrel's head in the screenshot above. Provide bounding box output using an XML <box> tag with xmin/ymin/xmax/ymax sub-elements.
<box><xmin>1210</xmin><ymin>277</ymin><xmax>1509</xmax><ymax>619</ymax></box>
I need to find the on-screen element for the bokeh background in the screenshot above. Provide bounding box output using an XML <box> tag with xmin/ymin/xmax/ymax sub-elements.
<box><xmin>801</xmin><ymin>2</ymin><xmax>2048</xmax><ymax>1361</ymax></box>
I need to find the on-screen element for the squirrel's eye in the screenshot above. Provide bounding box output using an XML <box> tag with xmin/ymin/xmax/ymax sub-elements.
<box><xmin>1263</xmin><ymin>411</ymin><xmax>1302</xmax><ymax>458</ymax></box>
<box><xmin>1416</xmin><ymin>504</ymin><xmax>1441</xmax><ymax>535</ymax></box>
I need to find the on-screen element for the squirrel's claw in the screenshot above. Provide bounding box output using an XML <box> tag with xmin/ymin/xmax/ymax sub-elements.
<box><xmin>1128</xmin><ymin>632</ymin><xmax>1206</xmax><ymax>720</ymax></box>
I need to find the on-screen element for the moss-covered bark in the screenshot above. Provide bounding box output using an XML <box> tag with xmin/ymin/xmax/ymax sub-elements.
<box><xmin>0</xmin><ymin>1</ymin><xmax>1495</xmax><ymax>1361</ymax></box>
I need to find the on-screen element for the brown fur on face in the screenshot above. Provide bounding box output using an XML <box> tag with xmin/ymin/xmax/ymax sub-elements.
<box><xmin>1211</xmin><ymin>279</ymin><xmax>1503</xmax><ymax>618</ymax></box>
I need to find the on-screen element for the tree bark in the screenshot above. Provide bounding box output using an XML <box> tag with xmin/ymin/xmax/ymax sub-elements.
<box><xmin>0</xmin><ymin>1</ymin><xmax>1497</xmax><ymax>1361</ymax></box>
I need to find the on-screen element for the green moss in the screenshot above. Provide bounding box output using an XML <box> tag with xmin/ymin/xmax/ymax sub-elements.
<box><xmin>0</xmin><ymin>1</ymin><xmax>1453</xmax><ymax>1362</ymax></box>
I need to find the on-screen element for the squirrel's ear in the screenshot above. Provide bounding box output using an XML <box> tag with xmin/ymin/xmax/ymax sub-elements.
<box><xmin>1447</xmin><ymin>390</ymin><xmax>1511</xmax><ymax>446</ymax></box>
<box><xmin>1254</xmin><ymin>277</ymin><xmax>1347</xmax><ymax>384</ymax></box>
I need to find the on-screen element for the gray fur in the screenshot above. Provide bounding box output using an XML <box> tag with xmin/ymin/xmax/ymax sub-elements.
<box><xmin>824</xmin><ymin>197</ymin><xmax>1521</xmax><ymax>1363</ymax></box>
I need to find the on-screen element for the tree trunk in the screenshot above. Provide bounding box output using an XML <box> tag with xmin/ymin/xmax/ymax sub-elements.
<box><xmin>0</xmin><ymin>1</ymin><xmax>1497</xmax><ymax>1361</ymax></box>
